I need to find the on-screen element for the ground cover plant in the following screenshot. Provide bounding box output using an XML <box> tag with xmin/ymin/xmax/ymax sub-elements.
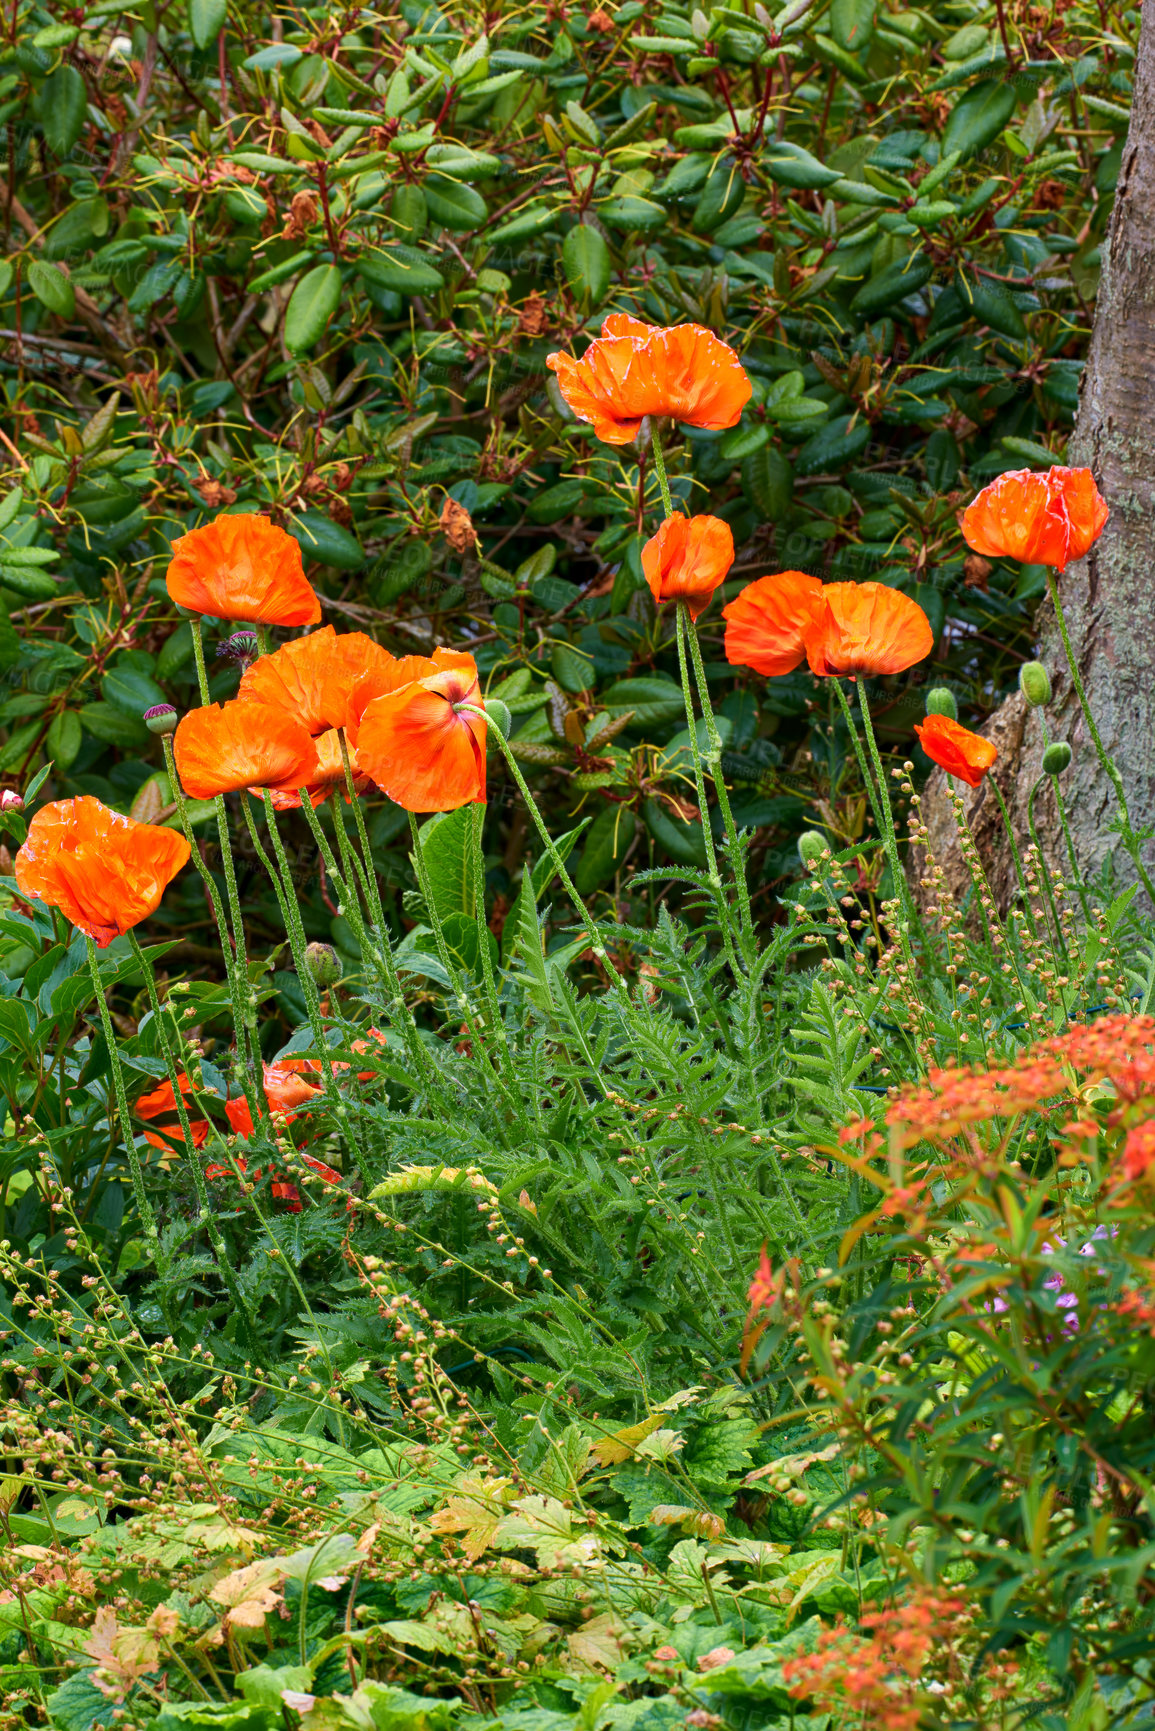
<box><xmin>4</xmin><ymin>0</ymin><xmax>1155</xmax><ymax>1726</ymax></box>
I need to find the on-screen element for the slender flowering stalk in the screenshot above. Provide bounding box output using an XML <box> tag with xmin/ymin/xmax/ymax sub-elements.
<box><xmin>680</xmin><ymin>601</ymin><xmax>756</xmax><ymax>954</ymax></box>
<box><xmin>124</xmin><ymin>929</ymin><xmax>258</xmax><ymax>1340</ymax></box>
<box><xmin>85</xmin><ymin>937</ymin><xmax>164</xmax><ymax>1271</ymax></box>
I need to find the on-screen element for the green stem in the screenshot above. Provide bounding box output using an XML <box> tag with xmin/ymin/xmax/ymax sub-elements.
<box><xmin>1026</xmin><ymin>777</ymin><xmax>1071</xmax><ymax>968</ymax></box>
<box><xmin>1045</xmin><ymin>570</ymin><xmax>1155</xmax><ymax>906</ymax></box>
<box><xmin>844</xmin><ymin>680</ymin><xmax>914</xmax><ymax>926</ymax></box>
<box><xmin>648</xmin><ymin>421</ymin><xmax>675</xmax><ymax>519</ymax></box>
<box><xmin>672</xmin><ymin>600</ymin><xmax>727</xmax><ymax>893</ymax></box>
<box><xmin>986</xmin><ymin>776</ymin><xmax>1038</xmax><ymax>940</ymax></box>
<box><xmin>189</xmin><ymin>617</ymin><xmax>212</xmax><ymax>706</ymax></box>
<box><xmin>469</xmin><ymin>801</ymin><xmax>526</xmax><ymax>1128</ymax></box>
<box><xmin>250</xmin><ymin>795</ymin><xmax>371</xmax><ymax>1184</ymax></box>
<box><xmin>86</xmin><ymin>937</ymin><xmax>162</xmax><ymax>1265</ymax></box>
<box><xmin>337</xmin><ymin>730</ymin><xmax>388</xmax><ymax>934</ymax></box>
<box><xmin>681</xmin><ymin>601</ymin><xmax>755</xmax><ymax>956</ymax></box>
<box><xmin>126</xmin><ymin>929</ymin><xmax>259</xmax><ymax>1340</ymax></box>
<box><xmin>830</xmin><ymin>678</ymin><xmax>889</xmax><ymax>863</ymax></box>
<box><xmin>459</xmin><ymin>706</ymin><xmax>629</xmax><ymax>997</ymax></box>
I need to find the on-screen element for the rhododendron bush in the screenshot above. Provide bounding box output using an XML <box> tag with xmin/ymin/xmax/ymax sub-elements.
<box><xmin>2</xmin><ymin>0</ymin><xmax>1154</xmax><ymax>1726</ymax></box>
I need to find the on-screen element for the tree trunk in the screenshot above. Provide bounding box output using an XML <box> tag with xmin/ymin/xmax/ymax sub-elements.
<box><xmin>915</xmin><ymin>2</ymin><xmax>1155</xmax><ymax>911</ymax></box>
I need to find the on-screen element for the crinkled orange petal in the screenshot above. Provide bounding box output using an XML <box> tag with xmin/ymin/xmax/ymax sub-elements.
<box><xmin>239</xmin><ymin>625</ymin><xmax>399</xmax><ymax>735</ymax></box>
<box><xmin>15</xmin><ymin>796</ymin><xmax>191</xmax><ymax>948</ymax></box>
<box><xmin>260</xmin><ymin>728</ymin><xmax>369</xmax><ymax>810</ymax></box>
<box><xmin>136</xmin><ymin>1073</ymin><xmax>210</xmax><ymax>1148</ymax></box>
<box><xmin>642</xmin><ymin>514</ymin><xmax>734</xmax><ymax>620</ymax></box>
<box><xmin>961</xmin><ymin>466</ymin><xmax>1108</xmax><ymax>573</ymax></box>
<box><xmin>805</xmin><ymin>582</ymin><xmax>933</xmax><ymax>677</ymax></box>
<box><xmin>346</xmin><ymin>651</ymin><xmax>447</xmax><ymax>738</ymax></box>
<box><xmin>165</xmin><ymin>513</ymin><xmax>321</xmax><ymax>625</ymax></box>
<box><xmin>174</xmin><ymin>699</ymin><xmax>319</xmax><ymax>799</ymax></box>
<box><xmin>722</xmin><ymin>571</ymin><xmax>824</xmax><ymax>677</ymax></box>
<box><xmin>914</xmin><ymin>713</ymin><xmax>998</xmax><ymax>788</ymax></box>
<box><xmin>546</xmin><ymin>316</ymin><xmax>751</xmax><ymax>445</ymax></box>
<box><xmin>355</xmin><ymin>656</ymin><xmax>486</xmax><ymax>813</ymax></box>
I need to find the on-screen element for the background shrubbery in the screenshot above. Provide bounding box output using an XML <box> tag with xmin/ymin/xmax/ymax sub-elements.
<box><xmin>3</xmin><ymin>0</ymin><xmax>1154</xmax><ymax>1727</ymax></box>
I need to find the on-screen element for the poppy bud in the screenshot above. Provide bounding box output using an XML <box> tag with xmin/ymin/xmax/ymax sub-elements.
<box><xmin>797</xmin><ymin>830</ymin><xmax>829</xmax><ymax>871</ymax></box>
<box><xmin>1043</xmin><ymin>741</ymin><xmax>1072</xmax><ymax>776</ymax></box>
<box><xmin>303</xmin><ymin>942</ymin><xmax>341</xmax><ymax>987</ymax></box>
<box><xmin>925</xmin><ymin>687</ymin><xmax>958</xmax><ymax>721</ymax></box>
<box><xmin>144</xmin><ymin>703</ymin><xmax>179</xmax><ymax>735</ymax></box>
<box><xmin>217</xmin><ymin>629</ymin><xmax>260</xmax><ymax>664</ymax></box>
<box><xmin>483</xmin><ymin>697</ymin><xmax>512</xmax><ymax>739</ymax></box>
<box><xmin>1019</xmin><ymin>661</ymin><xmax>1052</xmax><ymax>708</ymax></box>
<box><xmin>0</xmin><ymin>789</ymin><xmax>23</xmax><ymax>811</ymax></box>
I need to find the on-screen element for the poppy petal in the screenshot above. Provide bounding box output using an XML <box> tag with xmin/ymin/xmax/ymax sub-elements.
<box><xmin>173</xmin><ymin>699</ymin><xmax>320</xmax><ymax>799</ymax></box>
<box><xmin>15</xmin><ymin>797</ymin><xmax>190</xmax><ymax>947</ymax></box>
<box><xmin>805</xmin><ymin>582</ymin><xmax>933</xmax><ymax>677</ymax></box>
<box><xmin>914</xmin><ymin>713</ymin><xmax>998</xmax><ymax>788</ymax></box>
<box><xmin>239</xmin><ymin>626</ymin><xmax>399</xmax><ymax>735</ymax></box>
<box><xmin>722</xmin><ymin>571</ymin><xmax>824</xmax><ymax>676</ymax></box>
<box><xmin>642</xmin><ymin>514</ymin><xmax>734</xmax><ymax>619</ymax></box>
<box><xmin>166</xmin><ymin>513</ymin><xmax>321</xmax><ymax>625</ymax></box>
<box><xmin>355</xmin><ymin>655</ymin><xmax>486</xmax><ymax>813</ymax></box>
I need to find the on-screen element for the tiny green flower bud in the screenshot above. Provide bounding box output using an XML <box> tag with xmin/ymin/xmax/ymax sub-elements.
<box><xmin>144</xmin><ymin>703</ymin><xmax>179</xmax><ymax>735</ymax></box>
<box><xmin>798</xmin><ymin>829</ymin><xmax>828</xmax><ymax>871</ymax></box>
<box><xmin>484</xmin><ymin>697</ymin><xmax>512</xmax><ymax>739</ymax></box>
<box><xmin>925</xmin><ymin>687</ymin><xmax>957</xmax><ymax>721</ymax></box>
<box><xmin>1019</xmin><ymin>661</ymin><xmax>1052</xmax><ymax>708</ymax></box>
<box><xmin>1043</xmin><ymin>741</ymin><xmax>1072</xmax><ymax>776</ymax></box>
<box><xmin>303</xmin><ymin>942</ymin><xmax>341</xmax><ymax>987</ymax></box>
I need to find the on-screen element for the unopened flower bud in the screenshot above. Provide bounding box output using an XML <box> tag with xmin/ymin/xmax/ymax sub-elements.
<box><xmin>0</xmin><ymin>788</ymin><xmax>23</xmax><ymax>811</ymax></box>
<box><xmin>798</xmin><ymin>829</ymin><xmax>828</xmax><ymax>871</ymax></box>
<box><xmin>143</xmin><ymin>703</ymin><xmax>179</xmax><ymax>735</ymax></box>
<box><xmin>1019</xmin><ymin>661</ymin><xmax>1052</xmax><ymax>708</ymax></box>
<box><xmin>1043</xmin><ymin>741</ymin><xmax>1071</xmax><ymax>776</ymax></box>
<box><xmin>484</xmin><ymin>697</ymin><xmax>512</xmax><ymax>739</ymax></box>
<box><xmin>217</xmin><ymin>630</ymin><xmax>259</xmax><ymax>664</ymax></box>
<box><xmin>925</xmin><ymin>687</ymin><xmax>957</xmax><ymax>721</ymax></box>
<box><xmin>303</xmin><ymin>942</ymin><xmax>341</xmax><ymax>987</ymax></box>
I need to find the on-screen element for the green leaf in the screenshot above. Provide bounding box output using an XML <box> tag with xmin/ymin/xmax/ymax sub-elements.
<box><xmin>943</xmin><ymin>79</ymin><xmax>1019</xmax><ymax>160</ymax></box>
<box><xmin>574</xmin><ymin>804</ymin><xmax>637</xmax><ymax>894</ymax></box>
<box><xmin>423</xmin><ymin>173</ymin><xmax>488</xmax><ymax>231</ymax></box>
<box><xmin>794</xmin><ymin>413</ymin><xmax>872</xmax><ymax>475</ymax></box>
<box><xmin>290</xmin><ymin>509</ymin><xmax>364</xmax><ymax>569</ymax></box>
<box><xmin>0</xmin><ymin>563</ymin><xmax>56</xmax><ymax>600</ymax></box>
<box><xmin>189</xmin><ymin>0</ymin><xmax>227</xmax><ymax>47</ymax></box>
<box><xmin>740</xmin><ymin>445</ymin><xmax>794</xmax><ymax>519</ymax></box>
<box><xmin>35</xmin><ymin>65</ymin><xmax>87</xmax><ymax>157</ymax></box>
<box><xmin>692</xmin><ymin>158</ymin><xmax>745</xmax><ymax>232</ymax></box>
<box><xmin>601</xmin><ymin>195</ymin><xmax>668</xmax><ymax>233</ymax></box>
<box><xmin>284</xmin><ymin>263</ymin><xmax>342</xmax><ymax>353</ymax></box>
<box><xmin>46</xmin><ymin>710</ymin><xmax>83</xmax><ymax>771</ymax></box>
<box><xmin>830</xmin><ymin>0</ymin><xmax>875</xmax><ymax>50</ymax></box>
<box><xmin>359</xmin><ymin>245</ymin><xmax>445</xmax><ymax>295</ymax></box>
<box><xmin>849</xmin><ymin>251</ymin><xmax>933</xmax><ymax>315</ymax></box>
<box><xmin>26</xmin><ymin>259</ymin><xmax>75</xmax><ymax>319</ymax></box>
<box><xmin>417</xmin><ymin>806</ymin><xmax>476</xmax><ymax>922</ymax></box>
<box><xmin>599</xmin><ymin>677</ymin><xmax>685</xmax><ymax>730</ymax></box>
<box><xmin>958</xmin><ymin>268</ymin><xmax>1028</xmax><ymax>339</ymax></box>
<box><xmin>102</xmin><ymin>664</ymin><xmax>166</xmax><ymax>717</ymax></box>
<box><xmin>762</xmin><ymin>140</ymin><xmax>842</xmax><ymax>190</ymax></box>
<box><xmin>642</xmin><ymin>798</ymin><xmax>708</xmax><ymax>867</ymax></box>
<box><xmin>503</xmin><ymin>823</ymin><xmax>586</xmax><ymax>963</ymax></box>
<box><xmin>562</xmin><ymin>223</ymin><xmax>611</xmax><ymax>305</ymax></box>
<box><xmin>78</xmin><ymin>702</ymin><xmax>150</xmax><ymax>748</ymax></box>
<box><xmin>391</xmin><ymin>183</ymin><xmax>428</xmax><ymax>240</ymax></box>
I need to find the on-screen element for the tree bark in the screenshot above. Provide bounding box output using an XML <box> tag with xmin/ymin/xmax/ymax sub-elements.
<box><xmin>916</xmin><ymin>2</ymin><xmax>1155</xmax><ymax>910</ymax></box>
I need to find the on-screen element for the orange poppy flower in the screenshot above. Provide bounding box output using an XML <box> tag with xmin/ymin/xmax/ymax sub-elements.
<box><xmin>173</xmin><ymin>699</ymin><xmax>319</xmax><ymax>800</ymax></box>
<box><xmin>224</xmin><ymin>1061</ymin><xmax>323</xmax><ymax>1140</ymax></box>
<box><xmin>136</xmin><ymin>1074</ymin><xmax>210</xmax><ymax>1151</ymax></box>
<box><xmin>261</xmin><ymin>728</ymin><xmax>372</xmax><ymax>810</ymax></box>
<box><xmin>166</xmin><ymin>513</ymin><xmax>321</xmax><ymax>625</ymax></box>
<box><xmin>722</xmin><ymin>571</ymin><xmax>824</xmax><ymax>676</ymax></box>
<box><xmin>642</xmin><ymin>514</ymin><xmax>734</xmax><ymax>620</ymax></box>
<box><xmin>546</xmin><ymin>314</ymin><xmax>752</xmax><ymax>445</ymax></box>
<box><xmin>914</xmin><ymin>713</ymin><xmax>998</xmax><ymax>788</ymax></box>
<box><xmin>805</xmin><ymin>582</ymin><xmax>934</xmax><ymax>677</ymax></box>
<box><xmin>203</xmin><ymin>1151</ymin><xmax>305</xmax><ymax>1210</ymax></box>
<box><xmin>14</xmin><ymin>797</ymin><xmax>191</xmax><ymax>948</ymax></box>
<box><xmin>960</xmin><ymin>466</ymin><xmax>1108</xmax><ymax>573</ymax></box>
<box><xmin>353</xmin><ymin>649</ymin><xmax>486</xmax><ymax>813</ymax></box>
<box><xmin>238</xmin><ymin>625</ymin><xmax>400</xmax><ymax>736</ymax></box>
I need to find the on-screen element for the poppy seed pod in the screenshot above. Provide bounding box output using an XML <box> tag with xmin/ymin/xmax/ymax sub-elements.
<box><xmin>797</xmin><ymin>830</ymin><xmax>829</xmax><ymax>871</ymax></box>
<box><xmin>1019</xmin><ymin>661</ymin><xmax>1052</xmax><ymax>708</ymax></box>
<box><xmin>925</xmin><ymin>687</ymin><xmax>958</xmax><ymax>721</ymax></box>
<box><xmin>483</xmin><ymin>697</ymin><xmax>512</xmax><ymax>739</ymax></box>
<box><xmin>1043</xmin><ymin>741</ymin><xmax>1072</xmax><ymax>776</ymax></box>
<box><xmin>304</xmin><ymin>942</ymin><xmax>341</xmax><ymax>987</ymax></box>
<box><xmin>144</xmin><ymin>703</ymin><xmax>179</xmax><ymax>735</ymax></box>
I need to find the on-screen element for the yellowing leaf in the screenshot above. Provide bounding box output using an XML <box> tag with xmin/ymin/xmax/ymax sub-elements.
<box><xmin>428</xmin><ymin>1474</ymin><xmax>515</xmax><ymax>1561</ymax></box>
<box><xmin>591</xmin><ymin>1412</ymin><xmax>666</xmax><ymax>1467</ymax></box>
<box><xmin>83</xmin><ymin>1608</ymin><xmax>161</xmax><ymax>1700</ymax></box>
<box><xmin>209</xmin><ymin>1559</ymin><xmax>284</xmax><ymax>1628</ymax></box>
<box><xmin>568</xmin><ymin>1613</ymin><xmax>625</xmax><ymax>1672</ymax></box>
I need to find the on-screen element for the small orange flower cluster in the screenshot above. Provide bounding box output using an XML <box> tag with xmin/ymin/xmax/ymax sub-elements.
<box><xmin>889</xmin><ymin>1015</ymin><xmax>1155</xmax><ymax>1156</ymax></box>
<box><xmin>782</xmin><ymin>1589</ymin><xmax>979</xmax><ymax>1731</ymax></box>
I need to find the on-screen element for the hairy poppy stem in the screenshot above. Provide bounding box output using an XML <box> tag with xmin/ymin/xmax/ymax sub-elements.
<box><xmin>457</xmin><ymin>706</ymin><xmax>629</xmax><ymax>998</ymax></box>
<box><xmin>680</xmin><ymin>602</ymin><xmax>756</xmax><ymax>958</ymax></box>
<box><xmin>469</xmin><ymin>801</ymin><xmax>528</xmax><ymax>1132</ymax></box>
<box><xmin>1025</xmin><ymin>778</ymin><xmax>1074</xmax><ymax>970</ymax></box>
<box><xmin>985</xmin><ymin>776</ymin><xmax>1041</xmax><ymax>943</ymax></box>
<box><xmin>125</xmin><ymin>929</ymin><xmax>260</xmax><ymax>1341</ymax></box>
<box><xmin>159</xmin><ymin>733</ymin><xmax>267</xmax><ymax>1131</ymax></box>
<box><xmin>850</xmin><ymin>681</ymin><xmax>919</xmax><ymax>964</ymax></box>
<box><xmin>647</xmin><ymin>421</ymin><xmax>675</xmax><ymax>520</ymax></box>
<box><xmin>1045</xmin><ymin>571</ymin><xmax>1155</xmax><ymax>907</ymax></box>
<box><xmin>248</xmin><ymin>795</ymin><xmax>372</xmax><ymax>1186</ymax></box>
<box><xmin>672</xmin><ymin>603</ymin><xmax>743</xmax><ymax>978</ymax></box>
<box><xmin>85</xmin><ymin>937</ymin><xmax>163</xmax><ymax>1267</ymax></box>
